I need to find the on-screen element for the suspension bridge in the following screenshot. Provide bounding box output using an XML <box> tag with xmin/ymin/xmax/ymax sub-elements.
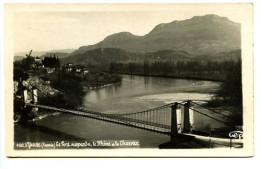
<box><xmin>19</xmin><ymin>86</ymin><xmax>243</xmax><ymax>148</ymax></box>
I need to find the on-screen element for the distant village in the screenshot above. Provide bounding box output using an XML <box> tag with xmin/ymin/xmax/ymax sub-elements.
<box><xmin>13</xmin><ymin>51</ymin><xmax>123</xmax><ymax>107</ymax></box>
<box><xmin>28</xmin><ymin>55</ymin><xmax>89</xmax><ymax>76</ymax></box>
<box><xmin>14</xmin><ymin>50</ymin><xmax>122</xmax><ymax>92</ymax></box>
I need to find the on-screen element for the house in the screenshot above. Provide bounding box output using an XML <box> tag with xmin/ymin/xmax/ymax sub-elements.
<box><xmin>34</xmin><ymin>57</ymin><xmax>42</xmax><ymax>64</ymax></box>
<box><xmin>75</xmin><ymin>68</ymin><xmax>82</xmax><ymax>73</ymax></box>
<box><xmin>65</xmin><ymin>67</ymin><xmax>73</xmax><ymax>72</ymax></box>
<box><xmin>61</xmin><ymin>64</ymin><xmax>88</xmax><ymax>75</ymax></box>
<box><xmin>33</xmin><ymin>57</ymin><xmax>44</xmax><ymax>68</ymax></box>
<box><xmin>82</xmin><ymin>69</ymin><xmax>89</xmax><ymax>75</ymax></box>
<box><xmin>46</xmin><ymin>68</ymin><xmax>55</xmax><ymax>73</ymax></box>
<box><xmin>62</xmin><ymin>63</ymin><xmax>74</xmax><ymax>72</ymax></box>
<box><xmin>65</xmin><ymin>63</ymin><xmax>73</xmax><ymax>67</ymax></box>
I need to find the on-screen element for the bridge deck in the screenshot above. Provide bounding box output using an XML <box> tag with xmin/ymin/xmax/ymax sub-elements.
<box><xmin>26</xmin><ymin>103</ymin><xmax>171</xmax><ymax>135</ymax></box>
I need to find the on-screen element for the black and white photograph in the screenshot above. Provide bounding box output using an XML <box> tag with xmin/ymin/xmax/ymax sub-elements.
<box><xmin>4</xmin><ymin>3</ymin><xmax>254</xmax><ymax>157</ymax></box>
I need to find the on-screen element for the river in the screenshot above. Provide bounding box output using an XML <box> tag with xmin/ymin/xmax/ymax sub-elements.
<box><xmin>15</xmin><ymin>75</ymin><xmax>220</xmax><ymax>148</ymax></box>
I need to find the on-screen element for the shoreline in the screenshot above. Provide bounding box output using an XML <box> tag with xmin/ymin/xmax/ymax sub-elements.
<box><xmin>112</xmin><ymin>72</ymin><xmax>224</xmax><ymax>83</ymax></box>
<box><xmin>82</xmin><ymin>82</ymin><xmax>121</xmax><ymax>91</ymax></box>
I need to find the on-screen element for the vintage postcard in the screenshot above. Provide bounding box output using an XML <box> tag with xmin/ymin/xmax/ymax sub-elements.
<box><xmin>5</xmin><ymin>3</ymin><xmax>254</xmax><ymax>157</ymax></box>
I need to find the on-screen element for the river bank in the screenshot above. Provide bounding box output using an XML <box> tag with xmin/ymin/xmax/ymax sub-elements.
<box><xmin>108</xmin><ymin>61</ymin><xmax>234</xmax><ymax>82</ymax></box>
<box><xmin>37</xmin><ymin>70</ymin><xmax>122</xmax><ymax>108</ymax></box>
<box><xmin>114</xmin><ymin>72</ymin><xmax>224</xmax><ymax>82</ymax></box>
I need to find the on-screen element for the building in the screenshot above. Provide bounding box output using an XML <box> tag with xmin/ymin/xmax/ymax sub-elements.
<box><xmin>34</xmin><ymin>57</ymin><xmax>42</xmax><ymax>64</ymax></box>
<box><xmin>65</xmin><ymin>63</ymin><xmax>73</xmax><ymax>67</ymax></box>
<box><xmin>46</xmin><ymin>68</ymin><xmax>55</xmax><ymax>73</ymax></box>
<box><xmin>82</xmin><ymin>69</ymin><xmax>89</xmax><ymax>75</ymax></box>
<box><xmin>65</xmin><ymin>67</ymin><xmax>73</xmax><ymax>72</ymax></box>
<box><xmin>75</xmin><ymin>68</ymin><xmax>82</xmax><ymax>73</ymax></box>
<box><xmin>61</xmin><ymin>64</ymin><xmax>89</xmax><ymax>75</ymax></box>
<box><xmin>32</xmin><ymin>57</ymin><xmax>44</xmax><ymax>68</ymax></box>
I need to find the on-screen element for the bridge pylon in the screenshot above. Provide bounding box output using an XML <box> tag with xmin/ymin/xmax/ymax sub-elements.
<box><xmin>183</xmin><ymin>100</ymin><xmax>192</xmax><ymax>133</ymax></box>
<box><xmin>170</xmin><ymin>103</ymin><xmax>178</xmax><ymax>142</ymax></box>
<box><xmin>23</xmin><ymin>89</ymin><xmax>28</xmax><ymax>105</ymax></box>
<box><xmin>32</xmin><ymin>87</ymin><xmax>38</xmax><ymax>112</ymax></box>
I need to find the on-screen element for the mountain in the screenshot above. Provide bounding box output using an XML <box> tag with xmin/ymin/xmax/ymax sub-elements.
<box><xmin>42</xmin><ymin>49</ymin><xmax>76</xmax><ymax>58</ymax></box>
<box><xmin>70</xmin><ymin>32</ymin><xmax>140</xmax><ymax>55</ymax></box>
<box><xmin>48</xmin><ymin>49</ymin><xmax>75</xmax><ymax>53</ymax></box>
<box><xmin>15</xmin><ymin>51</ymin><xmax>47</xmax><ymax>58</ymax></box>
<box><xmin>196</xmin><ymin>49</ymin><xmax>241</xmax><ymax>61</ymax></box>
<box><xmin>61</xmin><ymin>47</ymin><xmax>240</xmax><ymax>65</ymax></box>
<box><xmin>14</xmin><ymin>56</ymin><xmax>25</xmax><ymax>61</ymax></box>
<box><xmin>71</xmin><ymin>14</ymin><xmax>240</xmax><ymax>55</ymax></box>
<box><xmin>62</xmin><ymin>48</ymin><xmax>146</xmax><ymax>65</ymax></box>
<box><xmin>61</xmin><ymin>48</ymin><xmax>194</xmax><ymax>65</ymax></box>
<box><xmin>43</xmin><ymin>52</ymin><xmax>70</xmax><ymax>59</ymax></box>
<box><xmin>14</xmin><ymin>49</ymin><xmax>76</xmax><ymax>59</ymax></box>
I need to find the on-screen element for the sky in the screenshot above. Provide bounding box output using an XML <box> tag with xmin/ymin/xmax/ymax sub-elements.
<box><xmin>9</xmin><ymin>4</ymin><xmax>246</xmax><ymax>53</ymax></box>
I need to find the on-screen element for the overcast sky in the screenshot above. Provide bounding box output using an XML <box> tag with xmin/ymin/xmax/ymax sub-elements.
<box><xmin>11</xmin><ymin>4</ymin><xmax>245</xmax><ymax>53</ymax></box>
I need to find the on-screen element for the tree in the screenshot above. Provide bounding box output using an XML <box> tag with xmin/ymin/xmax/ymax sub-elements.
<box><xmin>13</xmin><ymin>67</ymin><xmax>29</xmax><ymax>81</ymax></box>
<box><xmin>42</xmin><ymin>55</ymin><xmax>61</xmax><ymax>68</ymax></box>
<box><xmin>217</xmin><ymin>59</ymin><xmax>242</xmax><ymax>108</ymax></box>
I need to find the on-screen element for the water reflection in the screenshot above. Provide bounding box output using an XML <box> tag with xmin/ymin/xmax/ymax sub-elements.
<box><xmin>144</xmin><ymin>76</ymin><xmax>150</xmax><ymax>87</ymax></box>
<box><xmin>103</xmin><ymin>83</ymin><xmax>122</xmax><ymax>96</ymax></box>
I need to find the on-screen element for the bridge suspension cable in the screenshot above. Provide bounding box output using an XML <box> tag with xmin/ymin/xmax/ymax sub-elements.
<box><xmin>190</xmin><ymin>101</ymin><xmax>232</xmax><ymax>119</ymax></box>
<box><xmin>27</xmin><ymin>82</ymin><xmax>51</xmax><ymax>98</ymax></box>
<box><xmin>178</xmin><ymin>102</ymin><xmax>239</xmax><ymax>130</ymax></box>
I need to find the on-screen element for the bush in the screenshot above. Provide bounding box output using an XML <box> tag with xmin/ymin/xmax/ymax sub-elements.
<box><xmin>13</xmin><ymin>67</ymin><xmax>29</xmax><ymax>81</ymax></box>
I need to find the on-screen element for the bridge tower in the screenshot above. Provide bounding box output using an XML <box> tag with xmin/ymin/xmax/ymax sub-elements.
<box><xmin>182</xmin><ymin>100</ymin><xmax>194</xmax><ymax>133</ymax></box>
<box><xmin>32</xmin><ymin>87</ymin><xmax>38</xmax><ymax>112</ymax></box>
<box><xmin>23</xmin><ymin>89</ymin><xmax>28</xmax><ymax>105</ymax></box>
<box><xmin>183</xmin><ymin>100</ymin><xmax>191</xmax><ymax>133</ymax></box>
<box><xmin>170</xmin><ymin>103</ymin><xmax>178</xmax><ymax>142</ymax></box>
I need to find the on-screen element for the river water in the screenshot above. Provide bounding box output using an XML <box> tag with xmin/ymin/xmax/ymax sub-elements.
<box><xmin>15</xmin><ymin>75</ymin><xmax>220</xmax><ymax>148</ymax></box>
<box><xmin>83</xmin><ymin>75</ymin><xmax>219</xmax><ymax>114</ymax></box>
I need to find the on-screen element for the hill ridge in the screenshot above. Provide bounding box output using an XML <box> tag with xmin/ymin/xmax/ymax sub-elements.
<box><xmin>71</xmin><ymin>14</ymin><xmax>240</xmax><ymax>56</ymax></box>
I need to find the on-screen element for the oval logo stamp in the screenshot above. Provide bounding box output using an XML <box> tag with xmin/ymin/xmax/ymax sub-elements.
<box><xmin>229</xmin><ymin>131</ymin><xmax>243</xmax><ymax>139</ymax></box>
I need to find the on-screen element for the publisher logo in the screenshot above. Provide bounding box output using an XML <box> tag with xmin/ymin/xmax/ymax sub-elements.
<box><xmin>229</xmin><ymin>131</ymin><xmax>243</xmax><ymax>139</ymax></box>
